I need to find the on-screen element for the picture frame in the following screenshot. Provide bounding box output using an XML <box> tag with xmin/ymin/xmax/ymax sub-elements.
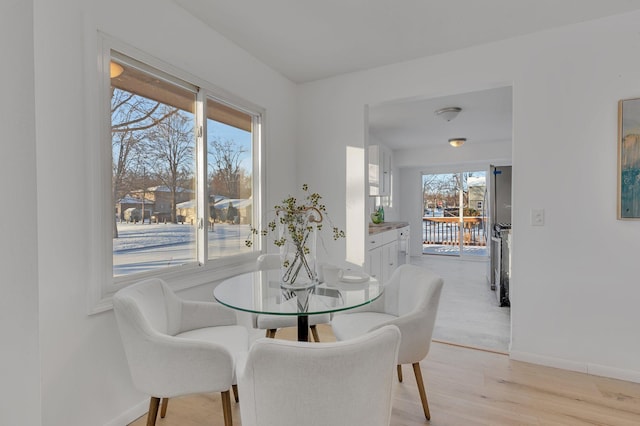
<box><xmin>618</xmin><ymin>97</ymin><xmax>640</xmax><ymax>219</ymax></box>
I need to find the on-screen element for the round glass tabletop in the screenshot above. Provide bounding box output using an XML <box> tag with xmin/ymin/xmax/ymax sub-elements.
<box><xmin>214</xmin><ymin>269</ymin><xmax>383</xmax><ymax>316</ymax></box>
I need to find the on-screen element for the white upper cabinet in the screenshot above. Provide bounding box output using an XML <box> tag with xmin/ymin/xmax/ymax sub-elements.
<box><xmin>369</xmin><ymin>144</ymin><xmax>392</xmax><ymax>196</ymax></box>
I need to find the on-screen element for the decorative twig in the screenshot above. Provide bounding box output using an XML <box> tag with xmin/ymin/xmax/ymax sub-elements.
<box><xmin>245</xmin><ymin>184</ymin><xmax>345</xmax><ymax>285</ymax></box>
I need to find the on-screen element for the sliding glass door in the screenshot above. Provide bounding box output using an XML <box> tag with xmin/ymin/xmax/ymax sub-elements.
<box><xmin>422</xmin><ymin>170</ymin><xmax>487</xmax><ymax>257</ymax></box>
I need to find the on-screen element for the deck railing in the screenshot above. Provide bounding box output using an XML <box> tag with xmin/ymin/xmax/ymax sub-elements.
<box><xmin>423</xmin><ymin>216</ymin><xmax>487</xmax><ymax>246</ymax></box>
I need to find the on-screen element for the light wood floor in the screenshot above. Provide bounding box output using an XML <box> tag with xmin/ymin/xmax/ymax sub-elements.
<box><xmin>129</xmin><ymin>325</ymin><xmax>640</xmax><ymax>426</ymax></box>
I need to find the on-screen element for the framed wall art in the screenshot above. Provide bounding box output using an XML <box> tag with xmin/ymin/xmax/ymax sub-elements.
<box><xmin>618</xmin><ymin>98</ymin><xmax>640</xmax><ymax>219</ymax></box>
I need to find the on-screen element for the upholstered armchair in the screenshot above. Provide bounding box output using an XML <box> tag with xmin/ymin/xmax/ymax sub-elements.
<box><xmin>113</xmin><ymin>278</ymin><xmax>248</xmax><ymax>426</ymax></box>
<box><xmin>237</xmin><ymin>325</ymin><xmax>401</xmax><ymax>426</ymax></box>
<box><xmin>331</xmin><ymin>264</ymin><xmax>443</xmax><ymax>420</ymax></box>
<box><xmin>252</xmin><ymin>254</ymin><xmax>330</xmax><ymax>341</ymax></box>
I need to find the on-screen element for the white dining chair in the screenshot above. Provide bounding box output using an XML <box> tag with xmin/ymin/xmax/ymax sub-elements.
<box><xmin>112</xmin><ymin>278</ymin><xmax>248</xmax><ymax>426</ymax></box>
<box><xmin>331</xmin><ymin>264</ymin><xmax>443</xmax><ymax>420</ymax></box>
<box><xmin>252</xmin><ymin>253</ymin><xmax>330</xmax><ymax>341</ymax></box>
<box><xmin>237</xmin><ymin>324</ymin><xmax>401</xmax><ymax>426</ymax></box>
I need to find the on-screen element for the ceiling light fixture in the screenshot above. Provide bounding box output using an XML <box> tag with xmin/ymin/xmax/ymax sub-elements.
<box><xmin>435</xmin><ymin>106</ymin><xmax>462</xmax><ymax>122</ymax></box>
<box><xmin>448</xmin><ymin>138</ymin><xmax>466</xmax><ymax>147</ymax></box>
<box><xmin>110</xmin><ymin>61</ymin><xmax>124</xmax><ymax>79</ymax></box>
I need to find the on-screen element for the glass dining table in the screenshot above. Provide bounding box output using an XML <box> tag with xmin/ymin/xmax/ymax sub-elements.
<box><xmin>214</xmin><ymin>269</ymin><xmax>384</xmax><ymax>342</ymax></box>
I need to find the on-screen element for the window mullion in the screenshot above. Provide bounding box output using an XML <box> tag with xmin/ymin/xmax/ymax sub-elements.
<box><xmin>253</xmin><ymin>114</ymin><xmax>264</xmax><ymax>252</ymax></box>
<box><xmin>196</xmin><ymin>90</ymin><xmax>207</xmax><ymax>265</ymax></box>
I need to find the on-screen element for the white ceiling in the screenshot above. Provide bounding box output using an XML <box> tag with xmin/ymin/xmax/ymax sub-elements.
<box><xmin>368</xmin><ymin>86</ymin><xmax>513</xmax><ymax>150</ymax></box>
<box><xmin>173</xmin><ymin>0</ymin><xmax>640</xmax><ymax>84</ymax></box>
<box><xmin>172</xmin><ymin>0</ymin><xmax>640</xmax><ymax>151</ymax></box>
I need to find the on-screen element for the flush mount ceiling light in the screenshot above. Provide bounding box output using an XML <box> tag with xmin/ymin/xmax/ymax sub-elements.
<box><xmin>448</xmin><ymin>138</ymin><xmax>466</xmax><ymax>147</ymax></box>
<box><xmin>435</xmin><ymin>106</ymin><xmax>462</xmax><ymax>122</ymax></box>
<box><xmin>110</xmin><ymin>61</ymin><xmax>124</xmax><ymax>78</ymax></box>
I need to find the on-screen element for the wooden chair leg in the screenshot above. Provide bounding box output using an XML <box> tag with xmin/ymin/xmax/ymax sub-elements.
<box><xmin>232</xmin><ymin>384</ymin><xmax>239</xmax><ymax>402</ymax></box>
<box><xmin>146</xmin><ymin>397</ymin><xmax>160</xmax><ymax>426</ymax></box>
<box><xmin>221</xmin><ymin>390</ymin><xmax>233</xmax><ymax>426</ymax></box>
<box><xmin>160</xmin><ymin>397</ymin><xmax>168</xmax><ymax>418</ymax></box>
<box><xmin>397</xmin><ymin>364</ymin><xmax>403</xmax><ymax>382</ymax></box>
<box><xmin>412</xmin><ymin>362</ymin><xmax>431</xmax><ymax>420</ymax></box>
<box><xmin>310</xmin><ymin>325</ymin><xmax>320</xmax><ymax>342</ymax></box>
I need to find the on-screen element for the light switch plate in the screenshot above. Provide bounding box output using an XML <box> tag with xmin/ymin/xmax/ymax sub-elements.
<box><xmin>531</xmin><ymin>208</ymin><xmax>544</xmax><ymax>226</ymax></box>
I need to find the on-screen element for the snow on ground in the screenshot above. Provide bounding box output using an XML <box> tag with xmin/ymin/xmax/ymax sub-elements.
<box><xmin>113</xmin><ymin>222</ymin><xmax>251</xmax><ymax>276</ymax></box>
<box><xmin>114</xmin><ymin>222</ymin><xmax>251</xmax><ymax>252</ymax></box>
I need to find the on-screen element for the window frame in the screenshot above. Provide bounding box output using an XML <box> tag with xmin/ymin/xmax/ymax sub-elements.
<box><xmin>88</xmin><ymin>33</ymin><xmax>265</xmax><ymax>314</ymax></box>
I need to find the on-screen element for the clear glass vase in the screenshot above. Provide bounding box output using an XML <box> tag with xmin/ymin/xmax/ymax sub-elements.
<box><xmin>278</xmin><ymin>213</ymin><xmax>318</xmax><ymax>288</ymax></box>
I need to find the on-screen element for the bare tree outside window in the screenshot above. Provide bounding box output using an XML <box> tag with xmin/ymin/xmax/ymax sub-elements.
<box><xmin>147</xmin><ymin>107</ymin><xmax>195</xmax><ymax>224</ymax></box>
<box><xmin>111</xmin><ymin>89</ymin><xmax>177</xmax><ymax>237</ymax></box>
<box><xmin>423</xmin><ymin>173</ymin><xmax>459</xmax><ymax>215</ymax></box>
<box><xmin>208</xmin><ymin>138</ymin><xmax>247</xmax><ymax>199</ymax></box>
<box><xmin>422</xmin><ymin>172</ymin><xmax>481</xmax><ymax>216</ymax></box>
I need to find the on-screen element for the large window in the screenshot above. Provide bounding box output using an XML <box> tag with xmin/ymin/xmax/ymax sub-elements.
<box><xmin>106</xmin><ymin>47</ymin><xmax>261</xmax><ymax>286</ymax></box>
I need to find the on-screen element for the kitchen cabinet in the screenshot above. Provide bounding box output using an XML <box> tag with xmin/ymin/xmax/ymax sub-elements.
<box><xmin>369</xmin><ymin>144</ymin><xmax>392</xmax><ymax>196</ymax></box>
<box><xmin>367</xmin><ymin>231</ymin><xmax>395</xmax><ymax>283</ymax></box>
<box><xmin>367</xmin><ymin>225</ymin><xmax>408</xmax><ymax>283</ymax></box>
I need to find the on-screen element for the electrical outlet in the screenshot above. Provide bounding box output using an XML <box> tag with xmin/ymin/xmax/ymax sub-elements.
<box><xmin>531</xmin><ymin>208</ymin><xmax>544</xmax><ymax>226</ymax></box>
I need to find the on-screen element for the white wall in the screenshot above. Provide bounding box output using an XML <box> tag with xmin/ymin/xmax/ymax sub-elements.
<box><xmin>0</xmin><ymin>2</ymin><xmax>41</xmax><ymax>425</ymax></box>
<box><xmin>30</xmin><ymin>0</ymin><xmax>297</xmax><ymax>425</ymax></box>
<box><xmin>297</xmin><ymin>11</ymin><xmax>640</xmax><ymax>382</ymax></box>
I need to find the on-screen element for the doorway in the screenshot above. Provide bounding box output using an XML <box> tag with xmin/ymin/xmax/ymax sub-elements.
<box><xmin>422</xmin><ymin>170</ymin><xmax>487</xmax><ymax>258</ymax></box>
<box><xmin>420</xmin><ymin>169</ymin><xmax>509</xmax><ymax>353</ymax></box>
<box><xmin>367</xmin><ymin>86</ymin><xmax>513</xmax><ymax>352</ymax></box>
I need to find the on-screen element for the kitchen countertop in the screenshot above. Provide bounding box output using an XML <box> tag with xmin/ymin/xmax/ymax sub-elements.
<box><xmin>368</xmin><ymin>221</ymin><xmax>409</xmax><ymax>235</ymax></box>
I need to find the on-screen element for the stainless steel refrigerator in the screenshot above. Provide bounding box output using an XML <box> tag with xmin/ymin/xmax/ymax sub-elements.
<box><xmin>487</xmin><ymin>165</ymin><xmax>512</xmax><ymax>306</ymax></box>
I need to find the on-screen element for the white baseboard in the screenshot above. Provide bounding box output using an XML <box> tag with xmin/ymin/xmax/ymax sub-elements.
<box><xmin>510</xmin><ymin>350</ymin><xmax>588</xmax><ymax>374</ymax></box>
<box><xmin>588</xmin><ymin>362</ymin><xmax>640</xmax><ymax>384</ymax></box>
<box><xmin>104</xmin><ymin>398</ymin><xmax>148</xmax><ymax>426</ymax></box>
<box><xmin>510</xmin><ymin>350</ymin><xmax>640</xmax><ymax>384</ymax></box>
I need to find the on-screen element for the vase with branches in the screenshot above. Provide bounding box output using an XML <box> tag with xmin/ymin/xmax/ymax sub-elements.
<box><xmin>246</xmin><ymin>184</ymin><xmax>345</xmax><ymax>287</ymax></box>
